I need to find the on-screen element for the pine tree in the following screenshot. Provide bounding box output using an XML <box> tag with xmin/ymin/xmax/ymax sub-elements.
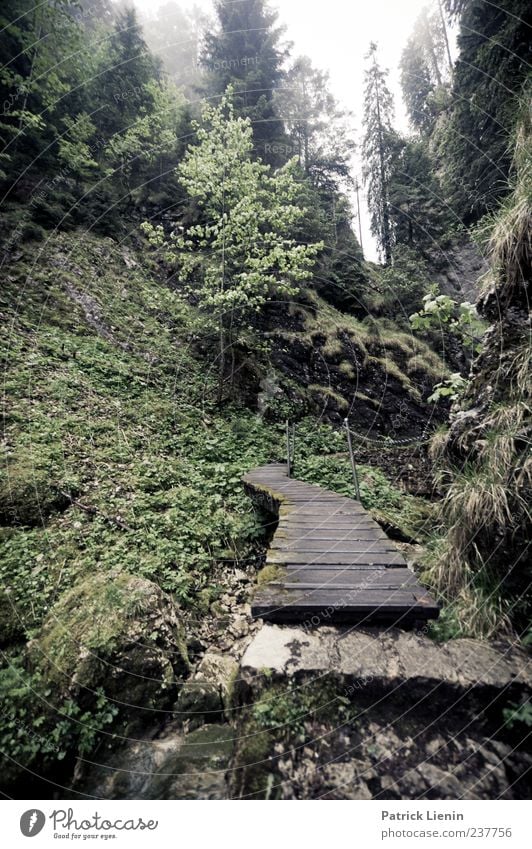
<box><xmin>0</xmin><ymin>0</ymin><xmax>86</xmax><ymax>186</ymax></box>
<box><xmin>362</xmin><ymin>43</ymin><xmax>395</xmax><ymax>265</ymax></box>
<box><xmin>276</xmin><ymin>56</ymin><xmax>355</xmax><ymax>191</ymax></box>
<box><xmin>141</xmin><ymin>2</ymin><xmax>207</xmax><ymax>96</ymax></box>
<box><xmin>400</xmin><ymin>3</ymin><xmax>452</xmax><ymax>137</ymax></box>
<box><xmin>201</xmin><ymin>0</ymin><xmax>289</xmax><ymax>165</ymax></box>
<box><xmin>388</xmin><ymin>137</ymin><xmax>451</xmax><ymax>254</ymax></box>
<box><xmin>94</xmin><ymin>7</ymin><xmax>160</xmax><ymax>139</ymax></box>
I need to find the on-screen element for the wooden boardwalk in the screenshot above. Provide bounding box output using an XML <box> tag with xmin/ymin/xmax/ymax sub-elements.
<box><xmin>243</xmin><ymin>464</ymin><xmax>439</xmax><ymax>627</ymax></box>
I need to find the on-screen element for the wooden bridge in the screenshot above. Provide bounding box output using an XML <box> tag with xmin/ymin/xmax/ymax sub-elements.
<box><xmin>243</xmin><ymin>464</ymin><xmax>440</xmax><ymax>627</ymax></box>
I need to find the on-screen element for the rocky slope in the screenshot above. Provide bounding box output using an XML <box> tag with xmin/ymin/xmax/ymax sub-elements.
<box><xmin>230</xmin><ymin>625</ymin><xmax>531</xmax><ymax>800</ymax></box>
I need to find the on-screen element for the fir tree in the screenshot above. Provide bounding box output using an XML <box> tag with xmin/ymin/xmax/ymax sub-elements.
<box><xmin>94</xmin><ymin>6</ymin><xmax>160</xmax><ymax>139</ymax></box>
<box><xmin>400</xmin><ymin>2</ymin><xmax>452</xmax><ymax>137</ymax></box>
<box><xmin>201</xmin><ymin>0</ymin><xmax>289</xmax><ymax>165</ymax></box>
<box><xmin>388</xmin><ymin>137</ymin><xmax>451</xmax><ymax>254</ymax></box>
<box><xmin>362</xmin><ymin>43</ymin><xmax>395</xmax><ymax>265</ymax></box>
<box><xmin>276</xmin><ymin>55</ymin><xmax>355</xmax><ymax>191</ymax></box>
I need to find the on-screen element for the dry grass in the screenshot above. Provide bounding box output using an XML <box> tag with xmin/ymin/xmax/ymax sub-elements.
<box><xmin>428</xmin><ymin>425</ymin><xmax>450</xmax><ymax>463</ymax></box>
<box><xmin>307</xmin><ymin>383</ymin><xmax>349</xmax><ymax>412</ymax></box>
<box><xmin>338</xmin><ymin>360</ymin><xmax>356</xmax><ymax>380</ymax></box>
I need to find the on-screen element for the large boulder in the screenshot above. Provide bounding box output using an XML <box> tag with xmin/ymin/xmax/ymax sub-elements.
<box><xmin>175</xmin><ymin>651</ymin><xmax>238</xmax><ymax>729</ymax></box>
<box><xmin>28</xmin><ymin>572</ymin><xmax>189</xmax><ymax>717</ymax></box>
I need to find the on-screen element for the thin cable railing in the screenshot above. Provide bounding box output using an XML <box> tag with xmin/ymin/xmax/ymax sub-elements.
<box><xmin>285</xmin><ymin>417</ymin><xmax>437</xmax><ymax>501</ymax></box>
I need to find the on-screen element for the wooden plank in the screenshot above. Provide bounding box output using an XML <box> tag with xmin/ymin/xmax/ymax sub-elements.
<box><xmin>272</xmin><ymin>540</ymin><xmax>397</xmax><ymax>552</ymax></box>
<box><xmin>284</xmin><ymin>516</ymin><xmax>379</xmax><ymax>523</ymax></box>
<box><xmin>272</xmin><ymin>529</ymin><xmax>390</xmax><ymax>548</ymax></box>
<box><xmin>267</xmin><ymin>550</ymin><xmax>406</xmax><ymax>566</ymax></box>
<box><xmin>256</xmin><ymin>588</ymin><xmax>423</xmax><ymax>606</ymax></box>
<box><xmin>282</xmin><ymin>569</ymin><xmax>418</xmax><ymax>588</ymax></box>
<box><xmin>252</xmin><ymin>592</ymin><xmax>439</xmax><ymax>622</ymax></box>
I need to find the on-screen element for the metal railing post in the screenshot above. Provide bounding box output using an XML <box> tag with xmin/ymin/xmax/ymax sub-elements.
<box><xmin>291</xmin><ymin>423</ymin><xmax>296</xmax><ymax>476</ymax></box>
<box><xmin>286</xmin><ymin>419</ymin><xmax>291</xmax><ymax>477</ymax></box>
<box><xmin>344</xmin><ymin>418</ymin><xmax>361</xmax><ymax>500</ymax></box>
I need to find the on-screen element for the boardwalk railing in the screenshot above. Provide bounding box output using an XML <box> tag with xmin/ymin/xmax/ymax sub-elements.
<box><xmin>285</xmin><ymin>418</ymin><xmax>361</xmax><ymax>500</ymax></box>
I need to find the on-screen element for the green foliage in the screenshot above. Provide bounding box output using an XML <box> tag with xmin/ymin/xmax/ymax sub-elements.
<box><xmin>378</xmin><ymin>245</ymin><xmax>431</xmax><ymax>316</ymax></box>
<box><xmin>0</xmin><ymin>232</ymin><xmax>282</xmax><ymax>635</ymax></box>
<box><xmin>388</xmin><ymin>138</ymin><xmax>452</xmax><ymax>255</ymax></box>
<box><xmin>503</xmin><ymin>701</ymin><xmax>532</xmax><ymax>731</ymax></box>
<box><xmin>410</xmin><ymin>292</ymin><xmax>485</xmax><ymax>358</ymax></box>
<box><xmin>251</xmin><ymin>680</ymin><xmax>353</xmax><ymax>740</ymax></box>
<box><xmin>103</xmin><ymin>79</ymin><xmax>189</xmax><ymax>204</ymax></box>
<box><xmin>400</xmin><ymin>3</ymin><xmax>452</xmax><ymax>136</ymax></box>
<box><xmin>0</xmin><ymin>660</ymin><xmax>118</xmax><ymax>769</ymax></box>
<box><xmin>435</xmin><ymin>0</ymin><xmax>530</xmax><ymax>223</ymax></box>
<box><xmin>276</xmin><ymin>55</ymin><xmax>355</xmax><ymax>191</ymax></box>
<box><xmin>428</xmin><ymin>373</ymin><xmax>467</xmax><ymax>403</ymax></box>
<box><xmin>143</xmin><ymin>90</ymin><xmax>322</xmax><ymax>399</ymax></box>
<box><xmin>175</xmin><ymin>91</ymin><xmax>321</xmax><ymax>311</ymax></box>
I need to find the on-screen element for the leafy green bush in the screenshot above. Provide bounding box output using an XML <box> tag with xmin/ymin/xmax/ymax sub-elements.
<box><xmin>0</xmin><ymin>660</ymin><xmax>118</xmax><ymax>773</ymax></box>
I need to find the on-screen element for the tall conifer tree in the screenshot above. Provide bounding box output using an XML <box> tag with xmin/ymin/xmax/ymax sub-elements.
<box><xmin>362</xmin><ymin>43</ymin><xmax>395</xmax><ymax>265</ymax></box>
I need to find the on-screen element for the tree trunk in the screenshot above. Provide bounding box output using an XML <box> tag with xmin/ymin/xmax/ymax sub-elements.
<box><xmin>217</xmin><ymin>316</ymin><xmax>226</xmax><ymax>404</ymax></box>
<box><xmin>374</xmin><ymin>64</ymin><xmax>392</xmax><ymax>265</ymax></box>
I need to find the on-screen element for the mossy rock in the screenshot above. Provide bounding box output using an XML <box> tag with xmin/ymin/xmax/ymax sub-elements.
<box><xmin>0</xmin><ymin>456</ymin><xmax>71</xmax><ymax>526</ymax></box>
<box><xmin>28</xmin><ymin>572</ymin><xmax>188</xmax><ymax>715</ymax></box>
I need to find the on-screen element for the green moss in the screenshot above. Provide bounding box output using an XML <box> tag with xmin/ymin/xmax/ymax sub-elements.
<box><xmin>354</xmin><ymin>391</ymin><xmax>380</xmax><ymax>408</ymax></box>
<box><xmin>256</xmin><ymin>564</ymin><xmax>287</xmax><ymax>586</ymax></box>
<box><xmin>0</xmin><ymin>452</ymin><xmax>72</xmax><ymax>526</ymax></box>
<box><xmin>34</xmin><ymin>573</ymin><xmax>164</xmax><ymax>683</ymax></box>
<box><xmin>367</xmin><ymin>355</ymin><xmax>422</xmax><ymax>401</ymax></box>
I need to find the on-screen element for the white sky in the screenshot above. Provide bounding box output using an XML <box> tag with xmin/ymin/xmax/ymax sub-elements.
<box><xmin>127</xmin><ymin>0</ymin><xmax>447</xmax><ymax>260</ymax></box>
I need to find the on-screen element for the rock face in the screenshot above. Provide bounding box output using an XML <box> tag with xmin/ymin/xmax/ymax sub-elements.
<box><xmin>175</xmin><ymin>651</ymin><xmax>238</xmax><ymax>729</ymax></box>
<box><xmin>432</xmin><ymin>238</ymin><xmax>488</xmax><ymax>303</ymax></box>
<box><xmin>230</xmin><ymin>625</ymin><xmax>531</xmax><ymax>800</ymax></box>
<box><xmin>75</xmin><ymin>724</ymin><xmax>234</xmax><ymax>800</ymax></box>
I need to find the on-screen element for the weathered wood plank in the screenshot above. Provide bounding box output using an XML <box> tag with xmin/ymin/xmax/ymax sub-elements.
<box><xmin>272</xmin><ymin>540</ymin><xmax>397</xmax><ymax>552</ymax></box>
<box><xmin>282</xmin><ymin>569</ymin><xmax>419</xmax><ymax>587</ymax></box>
<box><xmin>267</xmin><ymin>550</ymin><xmax>406</xmax><ymax>566</ymax></box>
